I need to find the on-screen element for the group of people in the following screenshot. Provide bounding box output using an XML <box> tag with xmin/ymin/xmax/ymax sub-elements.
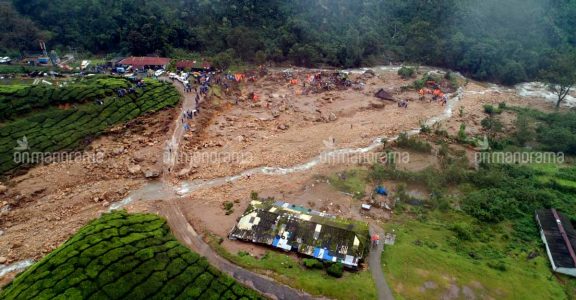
<box><xmin>418</xmin><ymin>87</ymin><xmax>449</xmax><ymax>106</ymax></box>
<box><xmin>184</xmin><ymin>82</ymin><xmax>194</xmax><ymax>93</ymax></box>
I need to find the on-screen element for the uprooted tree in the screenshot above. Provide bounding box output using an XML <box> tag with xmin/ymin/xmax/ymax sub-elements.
<box><xmin>540</xmin><ymin>52</ymin><xmax>576</xmax><ymax>109</ymax></box>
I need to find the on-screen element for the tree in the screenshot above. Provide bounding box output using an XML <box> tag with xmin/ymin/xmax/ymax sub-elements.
<box><xmin>540</xmin><ymin>52</ymin><xmax>576</xmax><ymax>109</ymax></box>
<box><xmin>0</xmin><ymin>2</ymin><xmax>45</xmax><ymax>52</ymax></box>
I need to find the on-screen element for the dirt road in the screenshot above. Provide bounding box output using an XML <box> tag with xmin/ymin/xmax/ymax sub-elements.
<box><xmin>154</xmin><ymin>201</ymin><xmax>317</xmax><ymax>300</ymax></box>
<box><xmin>369</xmin><ymin>225</ymin><xmax>395</xmax><ymax>300</ymax></box>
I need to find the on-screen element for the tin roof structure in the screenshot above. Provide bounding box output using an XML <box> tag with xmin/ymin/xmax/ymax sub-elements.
<box><xmin>229</xmin><ymin>200</ymin><xmax>370</xmax><ymax>268</ymax></box>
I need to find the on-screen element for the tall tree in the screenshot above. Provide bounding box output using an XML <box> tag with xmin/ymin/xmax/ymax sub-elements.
<box><xmin>540</xmin><ymin>51</ymin><xmax>576</xmax><ymax>109</ymax></box>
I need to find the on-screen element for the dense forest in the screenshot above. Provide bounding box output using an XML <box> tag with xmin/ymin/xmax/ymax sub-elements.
<box><xmin>2</xmin><ymin>0</ymin><xmax>576</xmax><ymax>84</ymax></box>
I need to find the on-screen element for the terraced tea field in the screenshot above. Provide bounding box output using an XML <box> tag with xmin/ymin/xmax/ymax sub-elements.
<box><xmin>0</xmin><ymin>211</ymin><xmax>263</xmax><ymax>300</ymax></box>
<box><xmin>0</xmin><ymin>77</ymin><xmax>180</xmax><ymax>173</ymax></box>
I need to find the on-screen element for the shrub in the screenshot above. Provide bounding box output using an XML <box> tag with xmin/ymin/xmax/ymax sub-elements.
<box><xmin>398</xmin><ymin>66</ymin><xmax>416</xmax><ymax>79</ymax></box>
<box><xmin>487</xmin><ymin>260</ymin><xmax>508</xmax><ymax>272</ymax></box>
<box><xmin>302</xmin><ymin>258</ymin><xmax>323</xmax><ymax>269</ymax></box>
<box><xmin>457</xmin><ymin>123</ymin><xmax>467</xmax><ymax>143</ymax></box>
<box><xmin>451</xmin><ymin>223</ymin><xmax>473</xmax><ymax>241</ymax></box>
<box><xmin>326</xmin><ymin>262</ymin><xmax>344</xmax><ymax>278</ymax></box>
<box><xmin>396</xmin><ymin>132</ymin><xmax>432</xmax><ymax>153</ymax></box>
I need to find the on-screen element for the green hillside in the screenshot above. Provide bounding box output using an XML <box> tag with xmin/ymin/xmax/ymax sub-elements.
<box><xmin>0</xmin><ymin>211</ymin><xmax>263</xmax><ymax>300</ymax></box>
<box><xmin>0</xmin><ymin>77</ymin><xmax>180</xmax><ymax>173</ymax></box>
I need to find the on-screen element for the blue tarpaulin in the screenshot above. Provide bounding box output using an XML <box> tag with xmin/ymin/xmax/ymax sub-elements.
<box><xmin>375</xmin><ymin>186</ymin><xmax>388</xmax><ymax>196</ymax></box>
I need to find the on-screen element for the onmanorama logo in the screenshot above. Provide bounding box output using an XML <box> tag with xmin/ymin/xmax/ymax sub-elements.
<box><xmin>13</xmin><ymin>136</ymin><xmax>104</xmax><ymax>164</ymax></box>
<box><xmin>475</xmin><ymin>151</ymin><xmax>564</xmax><ymax>164</ymax></box>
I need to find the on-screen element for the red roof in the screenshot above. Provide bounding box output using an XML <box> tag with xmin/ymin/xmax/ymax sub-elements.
<box><xmin>175</xmin><ymin>60</ymin><xmax>211</xmax><ymax>70</ymax></box>
<box><xmin>119</xmin><ymin>56</ymin><xmax>170</xmax><ymax>67</ymax></box>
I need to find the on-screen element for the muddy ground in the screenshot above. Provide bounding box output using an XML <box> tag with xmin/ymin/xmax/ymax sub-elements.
<box><xmin>0</xmin><ymin>67</ymin><xmax>559</xmax><ymax>276</ymax></box>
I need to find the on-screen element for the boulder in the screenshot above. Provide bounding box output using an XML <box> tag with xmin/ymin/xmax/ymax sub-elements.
<box><xmin>364</xmin><ymin>69</ymin><xmax>376</xmax><ymax>77</ymax></box>
<box><xmin>144</xmin><ymin>168</ymin><xmax>160</xmax><ymax>179</ymax></box>
<box><xmin>328</xmin><ymin>112</ymin><xmax>337</xmax><ymax>122</ymax></box>
<box><xmin>128</xmin><ymin>164</ymin><xmax>142</xmax><ymax>175</ymax></box>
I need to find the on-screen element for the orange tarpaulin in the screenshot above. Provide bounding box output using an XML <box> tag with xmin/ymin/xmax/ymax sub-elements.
<box><xmin>234</xmin><ymin>73</ymin><xmax>245</xmax><ymax>82</ymax></box>
<box><xmin>290</xmin><ymin>79</ymin><xmax>300</xmax><ymax>85</ymax></box>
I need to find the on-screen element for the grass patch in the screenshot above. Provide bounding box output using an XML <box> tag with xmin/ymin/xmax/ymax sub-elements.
<box><xmin>328</xmin><ymin>169</ymin><xmax>368</xmax><ymax>199</ymax></box>
<box><xmin>382</xmin><ymin>212</ymin><xmax>568</xmax><ymax>300</ymax></box>
<box><xmin>0</xmin><ymin>211</ymin><xmax>262</xmax><ymax>300</ymax></box>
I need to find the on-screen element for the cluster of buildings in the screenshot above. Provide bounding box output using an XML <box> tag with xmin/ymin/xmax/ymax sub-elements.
<box><xmin>229</xmin><ymin>200</ymin><xmax>370</xmax><ymax>269</ymax></box>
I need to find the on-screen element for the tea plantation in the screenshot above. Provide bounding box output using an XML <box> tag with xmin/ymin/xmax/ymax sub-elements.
<box><xmin>0</xmin><ymin>211</ymin><xmax>263</xmax><ymax>300</ymax></box>
<box><xmin>0</xmin><ymin>77</ymin><xmax>180</xmax><ymax>173</ymax></box>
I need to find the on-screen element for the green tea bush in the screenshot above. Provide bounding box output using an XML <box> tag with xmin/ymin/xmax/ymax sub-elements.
<box><xmin>0</xmin><ymin>211</ymin><xmax>262</xmax><ymax>300</ymax></box>
<box><xmin>0</xmin><ymin>77</ymin><xmax>181</xmax><ymax>173</ymax></box>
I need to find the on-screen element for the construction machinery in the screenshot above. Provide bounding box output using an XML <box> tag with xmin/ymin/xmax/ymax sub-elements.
<box><xmin>39</xmin><ymin>40</ymin><xmax>59</xmax><ymax>67</ymax></box>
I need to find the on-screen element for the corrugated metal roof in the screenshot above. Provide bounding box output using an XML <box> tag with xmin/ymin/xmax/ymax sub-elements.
<box><xmin>536</xmin><ymin>209</ymin><xmax>576</xmax><ymax>269</ymax></box>
<box><xmin>118</xmin><ymin>56</ymin><xmax>170</xmax><ymax>67</ymax></box>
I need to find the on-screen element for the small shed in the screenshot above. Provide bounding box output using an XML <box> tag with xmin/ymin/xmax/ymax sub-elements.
<box><xmin>374</xmin><ymin>89</ymin><xmax>395</xmax><ymax>101</ymax></box>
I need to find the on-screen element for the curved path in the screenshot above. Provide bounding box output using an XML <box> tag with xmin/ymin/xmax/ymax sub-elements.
<box><xmin>155</xmin><ymin>201</ymin><xmax>317</xmax><ymax>300</ymax></box>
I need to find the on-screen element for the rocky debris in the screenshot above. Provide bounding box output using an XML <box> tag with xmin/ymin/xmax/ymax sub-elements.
<box><xmin>0</xmin><ymin>185</ymin><xmax>7</xmax><ymax>194</ymax></box>
<box><xmin>370</xmin><ymin>102</ymin><xmax>386</xmax><ymax>109</ymax></box>
<box><xmin>144</xmin><ymin>168</ymin><xmax>160</xmax><ymax>179</ymax></box>
<box><xmin>237</xmin><ymin>135</ymin><xmax>245</xmax><ymax>143</ymax></box>
<box><xmin>363</xmin><ymin>69</ymin><xmax>376</xmax><ymax>78</ymax></box>
<box><xmin>11</xmin><ymin>241</ymin><xmax>22</xmax><ymax>249</ymax></box>
<box><xmin>132</xmin><ymin>152</ymin><xmax>146</xmax><ymax>163</ymax></box>
<box><xmin>277</xmin><ymin>124</ymin><xmax>289</xmax><ymax>130</ymax></box>
<box><xmin>128</xmin><ymin>164</ymin><xmax>142</xmax><ymax>175</ymax></box>
<box><xmin>112</xmin><ymin>147</ymin><xmax>125</xmax><ymax>156</ymax></box>
<box><xmin>328</xmin><ymin>112</ymin><xmax>337</xmax><ymax>122</ymax></box>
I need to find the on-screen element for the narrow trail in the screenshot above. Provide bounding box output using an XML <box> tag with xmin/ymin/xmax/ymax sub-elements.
<box><xmin>154</xmin><ymin>201</ymin><xmax>317</xmax><ymax>300</ymax></box>
<box><xmin>368</xmin><ymin>225</ymin><xmax>395</xmax><ymax>300</ymax></box>
<box><xmin>163</xmin><ymin>80</ymin><xmax>201</xmax><ymax>173</ymax></box>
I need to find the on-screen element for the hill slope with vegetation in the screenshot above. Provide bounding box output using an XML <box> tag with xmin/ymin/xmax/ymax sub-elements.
<box><xmin>0</xmin><ymin>77</ymin><xmax>180</xmax><ymax>173</ymax></box>
<box><xmin>3</xmin><ymin>0</ymin><xmax>576</xmax><ymax>84</ymax></box>
<box><xmin>0</xmin><ymin>211</ymin><xmax>263</xmax><ymax>300</ymax></box>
